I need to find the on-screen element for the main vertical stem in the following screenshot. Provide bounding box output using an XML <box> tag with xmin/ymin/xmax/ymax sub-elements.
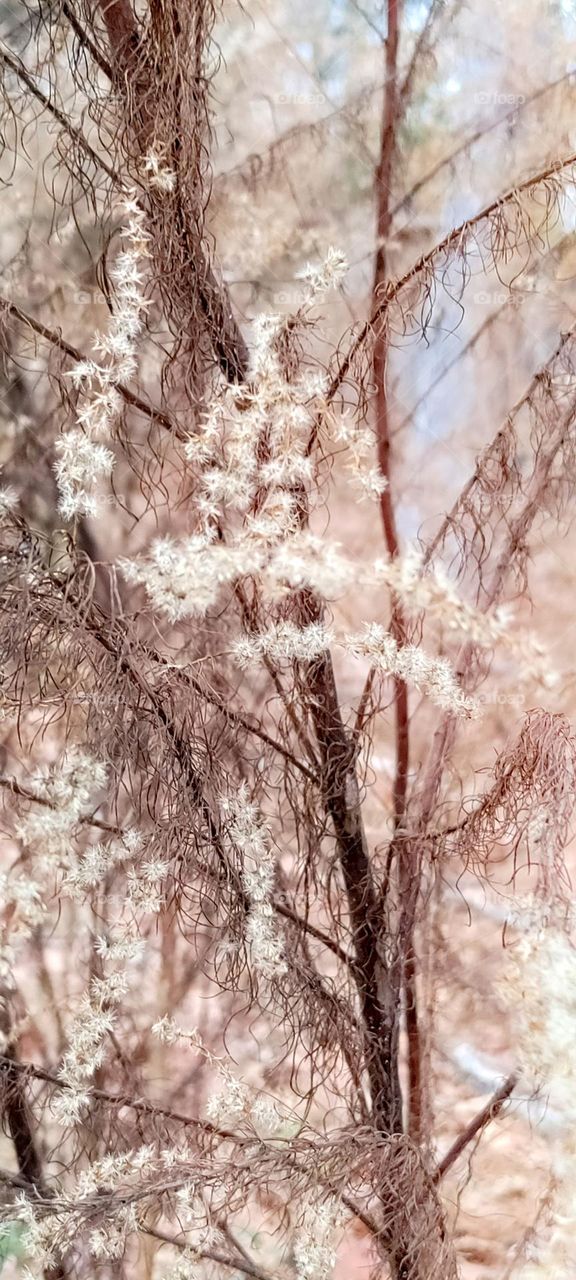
<box><xmin>371</xmin><ymin>0</ymin><xmax>423</xmax><ymax>1143</ymax></box>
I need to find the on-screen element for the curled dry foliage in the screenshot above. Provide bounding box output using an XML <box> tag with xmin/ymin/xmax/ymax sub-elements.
<box><xmin>0</xmin><ymin>3</ymin><xmax>576</xmax><ymax>1280</ymax></box>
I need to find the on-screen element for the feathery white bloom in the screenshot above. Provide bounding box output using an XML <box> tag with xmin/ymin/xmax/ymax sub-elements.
<box><xmin>0</xmin><ymin>483</ymin><xmax>18</xmax><ymax>514</ymax></box>
<box><xmin>356</xmin><ymin>466</ymin><xmax>388</xmax><ymax>499</ymax></box>
<box><xmin>294</xmin><ymin>1197</ymin><xmax>344</xmax><ymax>1280</ymax></box>
<box><xmin>332</xmin><ymin>413</ymin><xmax>387</xmax><ymax>500</ymax></box>
<box><xmin>65</xmin><ymin>359</ymin><xmax>101</xmax><ymax>387</ymax></box>
<box><xmin>233</xmin><ymin>621</ymin><xmax>332</xmax><ymax>667</ymax></box>
<box><xmin>17</xmin><ymin>749</ymin><xmax>107</xmax><ymax>859</ymax></box>
<box><xmin>143</xmin><ymin>150</ymin><xmax>177</xmax><ymax>192</ymax></box>
<box><xmin>0</xmin><ymin>872</ymin><xmax>44</xmax><ymax>935</ymax></box>
<box><xmin>54</xmin><ymin>430</ymin><xmax>115</xmax><ymax>519</ymax></box>
<box><xmin>126</xmin><ymin>856</ymin><xmax>169</xmax><ymax>912</ymax></box>
<box><xmin>503</xmin><ymin>918</ymin><xmax>576</xmax><ymax>1276</ymax></box>
<box><xmin>266</xmin><ymin>532</ymin><xmax>356</xmax><ymax>600</ymax></box>
<box><xmin>206</xmin><ymin>1073</ymin><xmax>251</xmax><ymax>1124</ymax></box>
<box><xmin>374</xmin><ymin>546</ymin><xmax>512</xmax><ymax>645</ymax></box>
<box><xmin>122</xmin><ymin>534</ymin><xmax>265</xmax><ymax>620</ymax></box>
<box><xmin>58</xmin><ymin>993</ymin><xmax>117</xmax><ymax>1087</ymax></box>
<box><xmin>62</xmin><ymin>831</ymin><xmax>143</xmax><ymax>899</ymax></box>
<box><xmin>163</xmin><ymin>1250</ymin><xmax>202</xmax><ymax>1280</ymax></box>
<box><xmin>88</xmin><ymin>1205</ymin><xmax>137</xmax><ymax>1261</ymax></box>
<box><xmin>345</xmin><ymin>623</ymin><xmax>478</xmax><ymax>717</ymax></box>
<box><xmin>373</xmin><ymin>546</ymin><xmax>554</xmax><ymax>686</ymax></box>
<box><xmin>244</xmin><ymin>491</ymin><xmax>299</xmax><ymax>543</ymax></box>
<box><xmin>55</xmin><ymin>193</ymin><xmax>148</xmax><ymax>519</ymax></box>
<box><xmin>152</xmin><ymin>1015</ymin><xmax>201</xmax><ymax>1048</ymax></box>
<box><xmin>94</xmin><ymin>934</ymin><xmax>145</xmax><ymax>962</ymax></box>
<box><xmin>51</xmin><ymin>1087</ymin><xmax>92</xmax><ymax>1125</ymax></box>
<box><xmin>298</xmin><ymin>247</ymin><xmax>348</xmax><ymax>300</ymax></box>
<box><xmin>221</xmin><ymin>784</ymin><xmax>287</xmax><ymax>978</ymax></box>
<box><xmin>13</xmin><ymin>1198</ymin><xmax>65</xmax><ymax>1270</ymax></box>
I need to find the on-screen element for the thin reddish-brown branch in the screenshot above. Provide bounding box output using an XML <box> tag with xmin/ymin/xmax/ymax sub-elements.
<box><xmin>434</xmin><ymin>1072</ymin><xmax>518</xmax><ymax>1182</ymax></box>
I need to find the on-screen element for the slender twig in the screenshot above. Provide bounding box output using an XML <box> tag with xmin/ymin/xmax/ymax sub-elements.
<box><xmin>0</xmin><ymin>1056</ymin><xmax>381</xmax><ymax>1238</ymax></box>
<box><xmin>143</xmin><ymin>1226</ymin><xmax>273</xmax><ymax>1280</ymax></box>
<box><xmin>0</xmin><ymin>297</ymin><xmax>180</xmax><ymax>436</ymax></box>
<box><xmin>370</xmin><ymin>0</ymin><xmax>422</xmax><ymax>1149</ymax></box>
<box><xmin>0</xmin><ymin>44</ymin><xmax>118</xmax><ymax>182</ymax></box>
<box><xmin>61</xmin><ymin>0</ymin><xmax>114</xmax><ymax>79</ymax></box>
<box><xmin>0</xmin><ymin>775</ymin><xmax>121</xmax><ymax>834</ymax></box>
<box><xmin>323</xmin><ymin>144</ymin><xmax>576</xmax><ymax>411</ymax></box>
<box><xmin>392</xmin><ymin>68</ymin><xmax>574</xmax><ymax>221</ymax></box>
<box><xmin>434</xmin><ymin>1072</ymin><xmax>518</xmax><ymax>1182</ymax></box>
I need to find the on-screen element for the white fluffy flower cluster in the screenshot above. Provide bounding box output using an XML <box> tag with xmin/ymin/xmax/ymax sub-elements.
<box><xmin>62</xmin><ymin>828</ymin><xmax>143</xmax><ymax>899</ymax></box>
<box><xmin>375</xmin><ymin>545</ymin><xmax>554</xmax><ymax>687</ymax></box>
<box><xmin>221</xmin><ymin>783</ymin><xmax>287</xmax><ymax>979</ymax></box>
<box><xmin>206</xmin><ymin>1070</ymin><xmax>280</xmax><ymax>1134</ymax></box>
<box><xmin>293</xmin><ymin>1197</ymin><xmax>344</xmax><ymax>1280</ymax></box>
<box><xmin>53</xmin><ymin>910</ymin><xmax>148</xmax><ymax>1123</ymax></box>
<box><xmin>233</xmin><ymin>620</ymin><xmax>332</xmax><ymax>667</ymax></box>
<box><xmin>298</xmin><ymin>246</ymin><xmax>348</xmax><ymax>300</ymax></box>
<box><xmin>55</xmin><ymin>979</ymin><xmax>123</xmax><ymax>1115</ymax></box>
<box><xmin>0</xmin><ymin>871</ymin><xmax>44</xmax><ymax>937</ymax></box>
<box><xmin>0</xmin><ymin>480</ymin><xmax>18</xmax><ymax>515</ymax></box>
<box><xmin>374</xmin><ymin>545</ymin><xmax>512</xmax><ymax>644</ymax></box>
<box><xmin>122</xmin><ymin>533</ymin><xmax>265</xmax><ymax>621</ymax></box>
<box><xmin>124</xmin><ymin>259</ymin><xmax>349</xmax><ymax>620</ymax></box>
<box><xmin>151</xmin><ymin>1015</ymin><xmax>281</xmax><ymax>1133</ymax></box>
<box><xmin>16</xmin><ymin>748</ymin><xmax>108</xmax><ymax>862</ymax></box>
<box><xmin>503</xmin><ymin>918</ymin><xmax>576</xmax><ymax>1277</ymax></box>
<box><xmin>332</xmin><ymin>411</ymin><xmax>388</xmax><ymax>502</ymax></box>
<box><xmin>345</xmin><ymin>623</ymin><xmax>478</xmax><ymax>717</ymax></box>
<box><xmin>143</xmin><ymin>150</ymin><xmax>176</xmax><ymax>192</ymax></box>
<box><xmin>55</xmin><ymin>194</ymin><xmax>149</xmax><ymax>519</ymax></box>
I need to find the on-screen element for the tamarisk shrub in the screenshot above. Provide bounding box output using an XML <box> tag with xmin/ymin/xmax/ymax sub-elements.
<box><xmin>1</xmin><ymin>1</ymin><xmax>576</xmax><ymax>1278</ymax></box>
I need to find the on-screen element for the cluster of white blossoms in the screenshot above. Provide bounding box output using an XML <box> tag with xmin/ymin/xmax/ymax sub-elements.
<box><xmin>55</xmin><ymin>193</ymin><xmax>149</xmax><ymax>519</ymax></box>
<box><xmin>11</xmin><ymin>746</ymin><xmax>170</xmax><ymax>1123</ymax></box>
<box><xmin>16</xmin><ymin>748</ymin><xmax>108</xmax><ymax>863</ymax></box>
<box><xmin>374</xmin><ymin>546</ymin><xmax>513</xmax><ymax>645</ymax></box>
<box><xmin>206</xmin><ymin>1069</ymin><xmax>282</xmax><ymax>1134</ymax></box>
<box><xmin>11</xmin><ymin>1145</ymin><xmax>201</xmax><ymax>1270</ymax></box>
<box><xmin>122</xmin><ymin>533</ymin><xmax>264</xmax><ymax>622</ymax></box>
<box><xmin>297</xmin><ymin>246</ymin><xmax>348</xmax><ymax>299</ymax></box>
<box><xmin>143</xmin><ymin>149</ymin><xmax>177</xmax><ymax>193</ymax></box>
<box><xmin>122</xmin><ymin>252</ymin><xmax>359</xmax><ymax>618</ymax></box>
<box><xmin>152</xmin><ymin>1015</ymin><xmax>281</xmax><ymax>1133</ymax></box>
<box><xmin>221</xmin><ymin>783</ymin><xmax>287</xmax><ymax>980</ymax></box>
<box><xmin>62</xmin><ymin>828</ymin><xmax>144</xmax><ymax>899</ymax></box>
<box><xmin>374</xmin><ymin>545</ymin><xmax>554</xmax><ymax>686</ymax></box>
<box><xmin>293</xmin><ymin>1196</ymin><xmax>345</xmax><ymax>1280</ymax></box>
<box><xmin>0</xmin><ymin>478</ymin><xmax>18</xmax><ymax>516</ymax></box>
<box><xmin>502</xmin><ymin>913</ymin><xmax>576</xmax><ymax>1277</ymax></box>
<box><xmin>0</xmin><ymin>870</ymin><xmax>44</xmax><ymax>937</ymax></box>
<box><xmin>54</xmin><ymin>973</ymin><xmax>129</xmax><ymax>1121</ymax></box>
<box><xmin>332</xmin><ymin>410</ymin><xmax>388</xmax><ymax>502</ymax></box>
<box><xmin>345</xmin><ymin>623</ymin><xmax>477</xmax><ymax>717</ymax></box>
<box><xmin>54</xmin><ymin>841</ymin><xmax>168</xmax><ymax>1121</ymax></box>
<box><xmin>7</xmin><ymin>1196</ymin><xmax>75</xmax><ymax>1274</ymax></box>
<box><xmin>233</xmin><ymin>620</ymin><xmax>333</xmax><ymax>667</ymax></box>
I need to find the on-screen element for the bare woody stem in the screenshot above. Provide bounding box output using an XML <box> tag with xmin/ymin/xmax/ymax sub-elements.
<box><xmin>300</xmin><ymin>597</ymin><xmax>403</xmax><ymax>1137</ymax></box>
<box><xmin>371</xmin><ymin>0</ymin><xmax>423</xmax><ymax>1145</ymax></box>
<box><xmin>434</xmin><ymin>1072</ymin><xmax>518</xmax><ymax>1182</ymax></box>
<box><xmin>94</xmin><ymin>0</ymin><xmax>249</xmax><ymax>384</ymax></box>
